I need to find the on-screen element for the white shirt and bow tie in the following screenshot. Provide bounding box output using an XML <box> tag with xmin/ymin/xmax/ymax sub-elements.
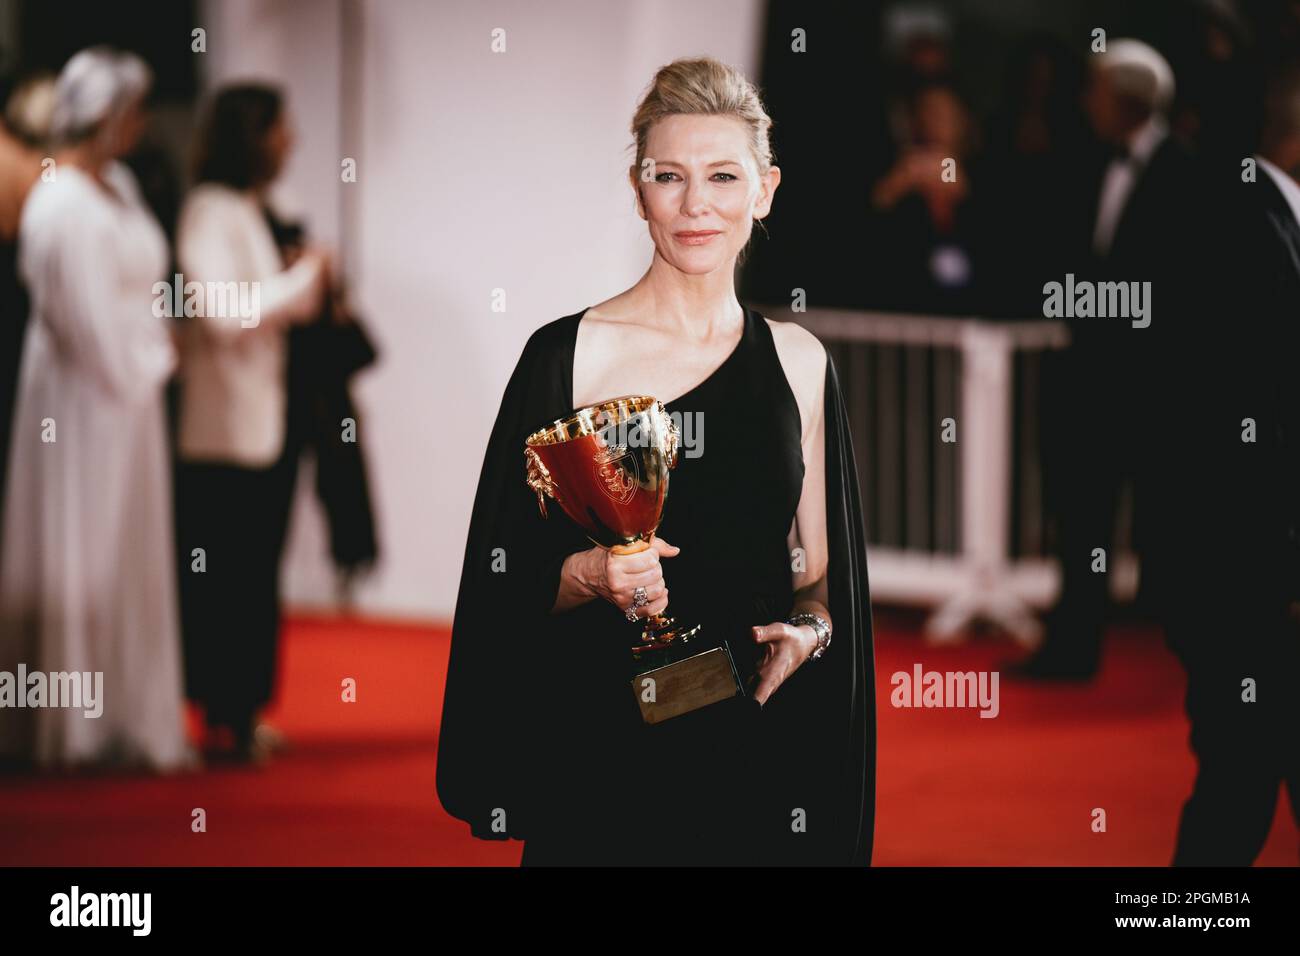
<box><xmin>1092</xmin><ymin>115</ymin><xmax>1169</xmax><ymax>258</ymax></box>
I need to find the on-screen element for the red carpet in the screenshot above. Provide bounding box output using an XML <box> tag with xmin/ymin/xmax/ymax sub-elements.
<box><xmin>0</xmin><ymin>612</ymin><xmax>1295</xmax><ymax>866</ymax></box>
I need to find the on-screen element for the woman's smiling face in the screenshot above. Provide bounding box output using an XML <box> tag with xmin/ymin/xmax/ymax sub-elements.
<box><xmin>633</xmin><ymin>113</ymin><xmax>780</xmax><ymax>276</ymax></box>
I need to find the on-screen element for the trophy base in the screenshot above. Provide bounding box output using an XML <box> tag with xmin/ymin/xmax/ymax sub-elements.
<box><xmin>629</xmin><ymin>628</ymin><xmax>745</xmax><ymax>726</ymax></box>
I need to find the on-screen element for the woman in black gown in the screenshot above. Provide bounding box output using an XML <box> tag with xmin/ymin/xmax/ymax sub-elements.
<box><xmin>437</xmin><ymin>57</ymin><xmax>876</xmax><ymax>865</ymax></box>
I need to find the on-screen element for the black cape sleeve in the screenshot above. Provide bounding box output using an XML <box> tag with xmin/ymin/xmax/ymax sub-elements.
<box><xmin>818</xmin><ymin>341</ymin><xmax>877</xmax><ymax>864</ymax></box>
<box><xmin>435</xmin><ymin>320</ymin><xmax>587</xmax><ymax>841</ymax></box>
<box><xmin>750</xmin><ymin>340</ymin><xmax>877</xmax><ymax>865</ymax></box>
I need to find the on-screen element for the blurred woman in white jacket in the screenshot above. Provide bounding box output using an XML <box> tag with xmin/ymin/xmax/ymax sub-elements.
<box><xmin>176</xmin><ymin>84</ymin><xmax>328</xmax><ymax>762</ymax></box>
<box><xmin>0</xmin><ymin>48</ymin><xmax>192</xmax><ymax>771</ymax></box>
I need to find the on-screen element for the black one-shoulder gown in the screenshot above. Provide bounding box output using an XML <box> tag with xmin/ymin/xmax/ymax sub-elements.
<box><xmin>437</xmin><ymin>306</ymin><xmax>876</xmax><ymax>866</ymax></box>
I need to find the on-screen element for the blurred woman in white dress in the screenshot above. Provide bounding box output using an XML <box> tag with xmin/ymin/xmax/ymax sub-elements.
<box><xmin>0</xmin><ymin>48</ymin><xmax>192</xmax><ymax>771</ymax></box>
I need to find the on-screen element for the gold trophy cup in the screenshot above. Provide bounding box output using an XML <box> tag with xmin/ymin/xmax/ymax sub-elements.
<box><xmin>525</xmin><ymin>395</ymin><xmax>745</xmax><ymax>724</ymax></box>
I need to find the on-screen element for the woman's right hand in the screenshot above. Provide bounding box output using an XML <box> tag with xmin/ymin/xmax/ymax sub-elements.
<box><xmin>578</xmin><ymin>535</ymin><xmax>678</xmax><ymax>618</ymax></box>
<box><xmin>276</xmin><ymin>246</ymin><xmax>332</xmax><ymax>326</ymax></box>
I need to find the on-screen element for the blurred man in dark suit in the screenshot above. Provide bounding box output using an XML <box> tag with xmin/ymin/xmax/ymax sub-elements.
<box><xmin>1141</xmin><ymin>65</ymin><xmax>1300</xmax><ymax>865</ymax></box>
<box><xmin>1018</xmin><ymin>39</ymin><xmax>1203</xmax><ymax>680</ymax></box>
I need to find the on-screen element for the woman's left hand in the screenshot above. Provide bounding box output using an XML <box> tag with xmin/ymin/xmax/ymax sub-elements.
<box><xmin>749</xmin><ymin>622</ymin><xmax>819</xmax><ymax>706</ymax></box>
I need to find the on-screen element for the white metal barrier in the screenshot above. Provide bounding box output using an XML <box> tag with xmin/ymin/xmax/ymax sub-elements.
<box><xmin>761</xmin><ymin>305</ymin><xmax>1139</xmax><ymax>645</ymax></box>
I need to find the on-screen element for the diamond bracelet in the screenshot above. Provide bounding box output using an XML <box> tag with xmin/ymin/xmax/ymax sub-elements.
<box><xmin>786</xmin><ymin>611</ymin><xmax>832</xmax><ymax>661</ymax></box>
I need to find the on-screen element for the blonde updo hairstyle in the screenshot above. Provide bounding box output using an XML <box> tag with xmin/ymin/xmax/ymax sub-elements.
<box><xmin>629</xmin><ymin>57</ymin><xmax>776</xmax><ymax>250</ymax></box>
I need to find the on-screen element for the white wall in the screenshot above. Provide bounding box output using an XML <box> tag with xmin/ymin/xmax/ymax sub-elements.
<box><xmin>199</xmin><ymin>0</ymin><xmax>765</xmax><ymax>620</ymax></box>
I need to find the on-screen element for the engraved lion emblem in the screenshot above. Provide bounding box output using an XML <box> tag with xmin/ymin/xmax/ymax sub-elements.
<box><xmin>593</xmin><ymin>444</ymin><xmax>638</xmax><ymax>504</ymax></box>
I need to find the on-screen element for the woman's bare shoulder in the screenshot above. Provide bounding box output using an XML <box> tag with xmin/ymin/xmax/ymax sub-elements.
<box><xmin>582</xmin><ymin>291</ymin><xmax>643</xmax><ymax>329</ymax></box>
<box><xmin>574</xmin><ymin>294</ymin><xmax>655</xmax><ymax>362</ymax></box>
<box><xmin>764</xmin><ymin>316</ymin><xmax>827</xmax><ymax>434</ymax></box>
